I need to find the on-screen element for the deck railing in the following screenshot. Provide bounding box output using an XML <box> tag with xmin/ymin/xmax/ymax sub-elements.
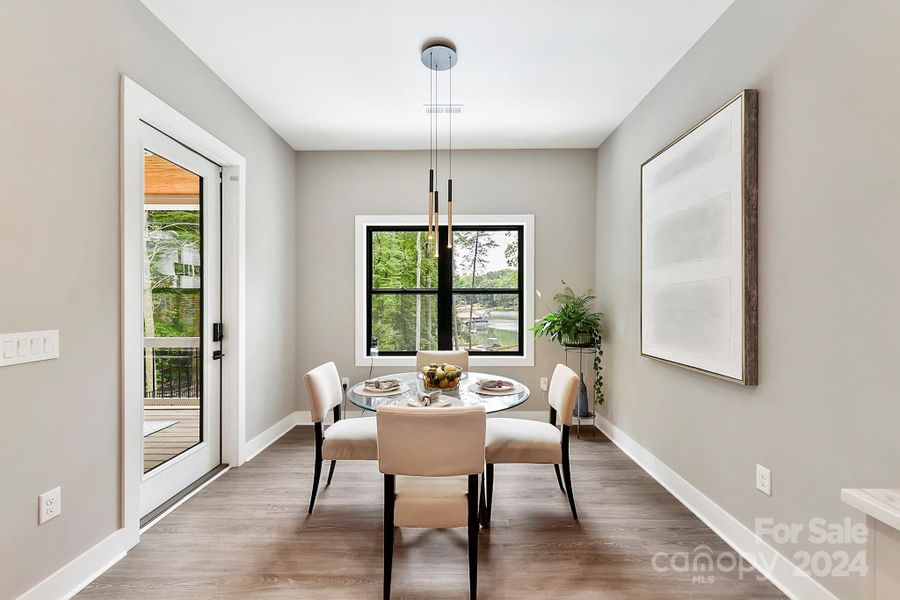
<box><xmin>144</xmin><ymin>337</ymin><xmax>200</xmax><ymax>404</ymax></box>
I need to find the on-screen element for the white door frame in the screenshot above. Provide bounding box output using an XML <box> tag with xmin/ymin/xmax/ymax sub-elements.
<box><xmin>121</xmin><ymin>76</ymin><xmax>246</xmax><ymax>550</ymax></box>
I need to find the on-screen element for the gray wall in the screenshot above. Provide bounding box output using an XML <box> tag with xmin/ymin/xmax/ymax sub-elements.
<box><xmin>0</xmin><ymin>0</ymin><xmax>297</xmax><ymax>596</ymax></box>
<box><xmin>296</xmin><ymin>150</ymin><xmax>597</xmax><ymax>412</ymax></box>
<box><xmin>593</xmin><ymin>1</ymin><xmax>900</xmax><ymax>598</ymax></box>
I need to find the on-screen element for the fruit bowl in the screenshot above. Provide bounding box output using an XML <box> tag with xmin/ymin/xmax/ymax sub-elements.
<box><xmin>421</xmin><ymin>362</ymin><xmax>463</xmax><ymax>390</ymax></box>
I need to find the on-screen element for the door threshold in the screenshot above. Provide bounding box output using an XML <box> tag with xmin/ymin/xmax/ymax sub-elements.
<box><xmin>140</xmin><ymin>464</ymin><xmax>230</xmax><ymax>531</ymax></box>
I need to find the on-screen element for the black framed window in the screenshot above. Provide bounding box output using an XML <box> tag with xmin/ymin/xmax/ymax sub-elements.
<box><xmin>367</xmin><ymin>224</ymin><xmax>524</xmax><ymax>356</ymax></box>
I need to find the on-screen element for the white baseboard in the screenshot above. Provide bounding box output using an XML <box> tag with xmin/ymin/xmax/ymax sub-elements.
<box><xmin>18</xmin><ymin>411</ymin><xmax>313</xmax><ymax>600</ymax></box>
<box><xmin>16</xmin><ymin>529</ymin><xmax>127</xmax><ymax>600</ymax></box>
<box><xmin>594</xmin><ymin>416</ymin><xmax>839</xmax><ymax>600</ymax></box>
<box><xmin>239</xmin><ymin>411</ymin><xmax>310</xmax><ymax>464</ymax></box>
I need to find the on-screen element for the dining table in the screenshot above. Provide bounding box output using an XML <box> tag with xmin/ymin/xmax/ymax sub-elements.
<box><xmin>346</xmin><ymin>371</ymin><xmax>531</xmax><ymax>414</ymax></box>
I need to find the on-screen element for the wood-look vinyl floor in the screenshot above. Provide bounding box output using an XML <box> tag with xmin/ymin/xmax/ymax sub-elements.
<box><xmin>143</xmin><ymin>407</ymin><xmax>200</xmax><ymax>472</ymax></box>
<box><xmin>81</xmin><ymin>426</ymin><xmax>786</xmax><ymax>599</ymax></box>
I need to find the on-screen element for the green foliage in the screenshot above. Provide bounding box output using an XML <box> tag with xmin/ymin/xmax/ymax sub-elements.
<box><xmin>453</xmin><ymin>267</ymin><xmax>517</xmax><ymax>289</ymax></box>
<box><xmin>145</xmin><ymin>210</ymin><xmax>201</xmax><ymax>338</ymax></box>
<box><xmin>532</xmin><ymin>281</ymin><xmax>605</xmax><ymax>404</ymax></box>
<box><xmin>371</xmin><ymin>231</ymin><xmax>438</xmax><ymax>351</ymax></box>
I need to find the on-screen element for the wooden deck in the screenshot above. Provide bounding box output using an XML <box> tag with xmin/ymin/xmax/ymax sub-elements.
<box><xmin>83</xmin><ymin>426</ymin><xmax>786</xmax><ymax>599</ymax></box>
<box><xmin>144</xmin><ymin>406</ymin><xmax>200</xmax><ymax>472</ymax></box>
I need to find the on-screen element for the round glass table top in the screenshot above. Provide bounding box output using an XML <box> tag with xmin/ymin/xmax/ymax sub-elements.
<box><xmin>346</xmin><ymin>371</ymin><xmax>530</xmax><ymax>414</ymax></box>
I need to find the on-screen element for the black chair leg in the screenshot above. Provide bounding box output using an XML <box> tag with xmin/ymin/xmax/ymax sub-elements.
<box><xmin>485</xmin><ymin>464</ymin><xmax>494</xmax><ymax>525</ymax></box>
<box><xmin>554</xmin><ymin>464</ymin><xmax>564</xmax><ymax>492</ymax></box>
<box><xmin>468</xmin><ymin>474</ymin><xmax>479</xmax><ymax>600</ymax></box>
<box><xmin>384</xmin><ymin>475</ymin><xmax>395</xmax><ymax>600</ymax></box>
<box><xmin>326</xmin><ymin>460</ymin><xmax>337</xmax><ymax>486</ymax></box>
<box><xmin>479</xmin><ymin>471</ymin><xmax>488</xmax><ymax>528</ymax></box>
<box><xmin>308</xmin><ymin>423</ymin><xmax>324</xmax><ymax>514</ymax></box>
<box><xmin>561</xmin><ymin>456</ymin><xmax>578</xmax><ymax>520</ymax></box>
<box><xmin>308</xmin><ymin>456</ymin><xmax>322</xmax><ymax>514</ymax></box>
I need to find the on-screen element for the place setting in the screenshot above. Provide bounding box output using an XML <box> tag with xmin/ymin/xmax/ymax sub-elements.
<box><xmin>468</xmin><ymin>377</ymin><xmax>519</xmax><ymax>396</ymax></box>
<box><xmin>353</xmin><ymin>377</ymin><xmax>410</xmax><ymax>397</ymax></box>
<box><xmin>407</xmin><ymin>389</ymin><xmax>460</xmax><ymax>408</ymax></box>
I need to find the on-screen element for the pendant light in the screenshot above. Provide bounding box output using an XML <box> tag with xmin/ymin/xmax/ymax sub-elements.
<box><xmin>421</xmin><ymin>41</ymin><xmax>458</xmax><ymax>255</ymax></box>
<box><xmin>447</xmin><ymin>54</ymin><xmax>453</xmax><ymax>250</ymax></box>
<box><xmin>427</xmin><ymin>50</ymin><xmax>434</xmax><ymax>241</ymax></box>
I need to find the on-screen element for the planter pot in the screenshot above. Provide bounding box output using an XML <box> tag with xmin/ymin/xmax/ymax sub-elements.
<box><xmin>562</xmin><ymin>332</ymin><xmax>593</xmax><ymax>347</ymax></box>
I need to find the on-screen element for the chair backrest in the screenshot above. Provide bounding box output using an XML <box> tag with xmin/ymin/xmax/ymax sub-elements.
<box><xmin>376</xmin><ymin>406</ymin><xmax>486</xmax><ymax>477</ymax></box>
<box><xmin>303</xmin><ymin>361</ymin><xmax>342</xmax><ymax>423</ymax></box>
<box><xmin>548</xmin><ymin>363</ymin><xmax>580</xmax><ymax>426</ymax></box>
<box><xmin>416</xmin><ymin>350</ymin><xmax>469</xmax><ymax>372</ymax></box>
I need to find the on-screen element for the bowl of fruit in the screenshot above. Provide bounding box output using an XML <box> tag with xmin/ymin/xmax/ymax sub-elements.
<box><xmin>421</xmin><ymin>363</ymin><xmax>463</xmax><ymax>390</ymax></box>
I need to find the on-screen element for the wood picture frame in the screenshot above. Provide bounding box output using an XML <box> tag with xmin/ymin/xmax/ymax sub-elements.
<box><xmin>640</xmin><ymin>89</ymin><xmax>758</xmax><ymax>385</ymax></box>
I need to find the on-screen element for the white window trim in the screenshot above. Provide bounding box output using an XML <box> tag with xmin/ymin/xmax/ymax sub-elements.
<box><xmin>354</xmin><ymin>214</ymin><xmax>535</xmax><ymax>368</ymax></box>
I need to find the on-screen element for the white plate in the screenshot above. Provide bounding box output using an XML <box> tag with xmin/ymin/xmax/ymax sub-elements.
<box><xmin>467</xmin><ymin>382</ymin><xmax>519</xmax><ymax>396</ymax></box>
<box><xmin>407</xmin><ymin>395</ymin><xmax>460</xmax><ymax>408</ymax></box>
<box><xmin>354</xmin><ymin>383</ymin><xmax>410</xmax><ymax>397</ymax></box>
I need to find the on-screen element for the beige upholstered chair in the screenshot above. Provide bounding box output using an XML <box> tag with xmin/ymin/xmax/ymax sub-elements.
<box><xmin>415</xmin><ymin>349</ymin><xmax>469</xmax><ymax>372</ymax></box>
<box><xmin>303</xmin><ymin>361</ymin><xmax>377</xmax><ymax>514</ymax></box>
<box><xmin>376</xmin><ymin>405</ymin><xmax>486</xmax><ymax>600</ymax></box>
<box><xmin>483</xmin><ymin>363</ymin><xmax>580</xmax><ymax>524</ymax></box>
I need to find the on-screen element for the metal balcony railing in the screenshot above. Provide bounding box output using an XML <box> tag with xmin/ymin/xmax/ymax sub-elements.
<box><xmin>143</xmin><ymin>337</ymin><xmax>200</xmax><ymax>403</ymax></box>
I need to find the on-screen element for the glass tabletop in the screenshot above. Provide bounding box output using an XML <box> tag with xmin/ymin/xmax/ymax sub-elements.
<box><xmin>347</xmin><ymin>371</ymin><xmax>530</xmax><ymax>414</ymax></box>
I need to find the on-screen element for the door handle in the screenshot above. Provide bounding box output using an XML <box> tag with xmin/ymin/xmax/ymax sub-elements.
<box><xmin>213</xmin><ymin>350</ymin><xmax>225</xmax><ymax>360</ymax></box>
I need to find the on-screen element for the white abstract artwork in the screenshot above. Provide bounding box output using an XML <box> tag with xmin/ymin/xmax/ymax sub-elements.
<box><xmin>641</xmin><ymin>90</ymin><xmax>758</xmax><ymax>384</ymax></box>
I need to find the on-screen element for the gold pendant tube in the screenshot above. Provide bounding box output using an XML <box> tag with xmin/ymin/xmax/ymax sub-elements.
<box><xmin>427</xmin><ymin>192</ymin><xmax>434</xmax><ymax>240</ymax></box>
<box><xmin>447</xmin><ymin>179</ymin><xmax>453</xmax><ymax>249</ymax></box>
<box><xmin>433</xmin><ymin>190</ymin><xmax>440</xmax><ymax>258</ymax></box>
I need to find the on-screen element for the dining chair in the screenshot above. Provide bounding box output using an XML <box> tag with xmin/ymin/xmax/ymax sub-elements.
<box><xmin>303</xmin><ymin>361</ymin><xmax>377</xmax><ymax>514</ymax></box>
<box><xmin>415</xmin><ymin>349</ymin><xmax>469</xmax><ymax>372</ymax></box>
<box><xmin>482</xmin><ymin>363</ymin><xmax>580</xmax><ymax>525</ymax></box>
<box><xmin>376</xmin><ymin>405</ymin><xmax>486</xmax><ymax>600</ymax></box>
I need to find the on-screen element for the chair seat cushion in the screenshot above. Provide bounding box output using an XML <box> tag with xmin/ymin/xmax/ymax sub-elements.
<box><xmin>322</xmin><ymin>417</ymin><xmax>377</xmax><ymax>460</ymax></box>
<box><xmin>485</xmin><ymin>418</ymin><xmax>562</xmax><ymax>464</ymax></box>
<box><xmin>395</xmin><ymin>476</ymin><xmax>470</xmax><ymax>528</ymax></box>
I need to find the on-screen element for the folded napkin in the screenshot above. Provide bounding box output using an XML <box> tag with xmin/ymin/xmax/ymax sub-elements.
<box><xmin>479</xmin><ymin>378</ymin><xmax>514</xmax><ymax>390</ymax></box>
<box><xmin>416</xmin><ymin>390</ymin><xmax>444</xmax><ymax>406</ymax></box>
<box><xmin>365</xmin><ymin>378</ymin><xmax>401</xmax><ymax>391</ymax></box>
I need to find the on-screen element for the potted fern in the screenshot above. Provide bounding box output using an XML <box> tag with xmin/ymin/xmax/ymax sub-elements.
<box><xmin>532</xmin><ymin>282</ymin><xmax>604</xmax><ymax>408</ymax></box>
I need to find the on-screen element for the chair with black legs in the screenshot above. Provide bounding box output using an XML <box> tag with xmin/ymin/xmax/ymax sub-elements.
<box><xmin>303</xmin><ymin>361</ymin><xmax>377</xmax><ymax>514</ymax></box>
<box><xmin>376</xmin><ymin>405</ymin><xmax>486</xmax><ymax>600</ymax></box>
<box><xmin>482</xmin><ymin>363</ymin><xmax>580</xmax><ymax>525</ymax></box>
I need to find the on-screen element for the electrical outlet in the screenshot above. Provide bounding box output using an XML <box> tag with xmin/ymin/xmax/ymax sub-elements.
<box><xmin>39</xmin><ymin>487</ymin><xmax>61</xmax><ymax>524</ymax></box>
<box><xmin>539</xmin><ymin>377</ymin><xmax>549</xmax><ymax>392</ymax></box>
<box><xmin>341</xmin><ymin>376</ymin><xmax>350</xmax><ymax>391</ymax></box>
<box><xmin>756</xmin><ymin>464</ymin><xmax>771</xmax><ymax>496</ymax></box>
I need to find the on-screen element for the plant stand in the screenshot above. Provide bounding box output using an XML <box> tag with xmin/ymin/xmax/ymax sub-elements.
<box><xmin>564</xmin><ymin>346</ymin><xmax>596</xmax><ymax>439</ymax></box>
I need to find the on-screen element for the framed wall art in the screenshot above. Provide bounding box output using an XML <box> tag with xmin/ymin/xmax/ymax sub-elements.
<box><xmin>640</xmin><ymin>89</ymin><xmax>758</xmax><ymax>385</ymax></box>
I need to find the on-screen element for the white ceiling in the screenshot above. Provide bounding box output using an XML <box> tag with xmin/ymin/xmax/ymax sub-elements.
<box><xmin>141</xmin><ymin>0</ymin><xmax>734</xmax><ymax>150</ymax></box>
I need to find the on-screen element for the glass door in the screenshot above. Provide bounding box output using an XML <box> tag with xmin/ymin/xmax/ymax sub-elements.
<box><xmin>139</xmin><ymin>122</ymin><xmax>222</xmax><ymax>519</ymax></box>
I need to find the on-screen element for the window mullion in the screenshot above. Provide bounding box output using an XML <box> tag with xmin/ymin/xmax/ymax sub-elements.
<box><xmin>437</xmin><ymin>225</ymin><xmax>453</xmax><ymax>350</ymax></box>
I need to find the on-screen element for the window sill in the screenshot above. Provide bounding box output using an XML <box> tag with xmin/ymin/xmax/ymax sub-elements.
<box><xmin>355</xmin><ymin>355</ymin><xmax>534</xmax><ymax>368</ymax></box>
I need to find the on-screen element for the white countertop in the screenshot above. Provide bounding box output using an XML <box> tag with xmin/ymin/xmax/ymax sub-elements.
<box><xmin>841</xmin><ymin>488</ymin><xmax>900</xmax><ymax>532</ymax></box>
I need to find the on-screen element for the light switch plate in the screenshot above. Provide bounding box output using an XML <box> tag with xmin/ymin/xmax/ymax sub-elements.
<box><xmin>0</xmin><ymin>330</ymin><xmax>59</xmax><ymax>367</ymax></box>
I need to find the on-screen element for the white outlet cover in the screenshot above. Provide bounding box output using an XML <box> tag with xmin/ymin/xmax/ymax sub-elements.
<box><xmin>540</xmin><ymin>377</ymin><xmax>549</xmax><ymax>392</ymax></box>
<box><xmin>39</xmin><ymin>487</ymin><xmax>61</xmax><ymax>524</ymax></box>
<box><xmin>756</xmin><ymin>464</ymin><xmax>771</xmax><ymax>496</ymax></box>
